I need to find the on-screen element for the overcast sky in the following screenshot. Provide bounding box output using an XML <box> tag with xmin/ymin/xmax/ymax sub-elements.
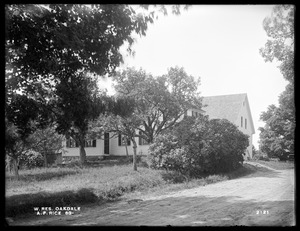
<box><xmin>100</xmin><ymin>5</ymin><xmax>288</xmax><ymax>148</ymax></box>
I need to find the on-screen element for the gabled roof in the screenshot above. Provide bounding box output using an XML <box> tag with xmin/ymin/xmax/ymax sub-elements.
<box><xmin>202</xmin><ymin>93</ymin><xmax>247</xmax><ymax>124</ymax></box>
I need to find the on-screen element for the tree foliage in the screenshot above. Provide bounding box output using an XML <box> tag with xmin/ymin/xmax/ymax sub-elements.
<box><xmin>259</xmin><ymin>5</ymin><xmax>295</xmax><ymax>160</ymax></box>
<box><xmin>259</xmin><ymin>5</ymin><xmax>294</xmax><ymax>83</ymax></box>
<box><xmin>5</xmin><ymin>4</ymin><xmax>188</xmax><ymax>167</ymax></box>
<box><xmin>26</xmin><ymin>125</ymin><xmax>64</xmax><ymax>167</ymax></box>
<box><xmin>5</xmin><ymin>118</ymin><xmax>36</xmax><ymax>178</ymax></box>
<box><xmin>5</xmin><ymin>4</ymin><xmax>187</xmax><ymax>94</ymax></box>
<box><xmin>258</xmin><ymin>88</ymin><xmax>295</xmax><ymax>160</ymax></box>
<box><xmin>89</xmin><ymin>96</ymin><xmax>141</xmax><ymax>170</ymax></box>
<box><xmin>113</xmin><ymin>66</ymin><xmax>202</xmax><ymax>144</ymax></box>
<box><xmin>55</xmin><ymin>72</ymin><xmax>110</xmax><ymax>164</ymax></box>
<box><xmin>5</xmin><ymin>4</ymin><xmax>156</xmax><ymax>80</ymax></box>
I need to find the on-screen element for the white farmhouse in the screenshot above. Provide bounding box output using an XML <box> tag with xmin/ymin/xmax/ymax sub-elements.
<box><xmin>62</xmin><ymin>93</ymin><xmax>255</xmax><ymax>160</ymax></box>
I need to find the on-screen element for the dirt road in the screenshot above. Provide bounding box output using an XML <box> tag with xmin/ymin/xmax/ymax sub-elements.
<box><xmin>10</xmin><ymin>163</ymin><xmax>295</xmax><ymax>226</ymax></box>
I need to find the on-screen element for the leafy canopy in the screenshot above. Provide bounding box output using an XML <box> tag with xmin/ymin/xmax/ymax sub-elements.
<box><xmin>113</xmin><ymin>66</ymin><xmax>202</xmax><ymax>143</ymax></box>
<box><xmin>259</xmin><ymin>5</ymin><xmax>295</xmax><ymax>159</ymax></box>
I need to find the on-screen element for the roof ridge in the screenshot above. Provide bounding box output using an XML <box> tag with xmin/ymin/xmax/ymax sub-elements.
<box><xmin>203</xmin><ymin>93</ymin><xmax>247</xmax><ymax>98</ymax></box>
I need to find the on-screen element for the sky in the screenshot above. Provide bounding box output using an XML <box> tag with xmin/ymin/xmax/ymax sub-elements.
<box><xmin>99</xmin><ymin>5</ymin><xmax>289</xmax><ymax>148</ymax></box>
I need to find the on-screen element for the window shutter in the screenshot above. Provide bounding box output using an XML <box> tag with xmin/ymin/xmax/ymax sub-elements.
<box><xmin>93</xmin><ymin>139</ymin><xmax>96</xmax><ymax>147</ymax></box>
<box><xmin>138</xmin><ymin>132</ymin><xmax>142</xmax><ymax>145</ymax></box>
<box><xmin>66</xmin><ymin>139</ymin><xmax>70</xmax><ymax>148</ymax></box>
<box><xmin>118</xmin><ymin>134</ymin><xmax>122</xmax><ymax>146</ymax></box>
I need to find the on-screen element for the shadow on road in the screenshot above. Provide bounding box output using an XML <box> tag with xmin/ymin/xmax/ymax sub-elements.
<box><xmin>10</xmin><ymin>194</ymin><xmax>294</xmax><ymax>226</ymax></box>
<box><xmin>6</xmin><ymin>188</ymin><xmax>98</xmax><ymax>218</ymax></box>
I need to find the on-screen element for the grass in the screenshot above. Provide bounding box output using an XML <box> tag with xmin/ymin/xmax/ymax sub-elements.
<box><xmin>5</xmin><ymin>161</ymin><xmax>261</xmax><ymax>218</ymax></box>
<box><xmin>248</xmin><ymin>159</ymin><xmax>294</xmax><ymax>170</ymax></box>
<box><xmin>5</xmin><ymin>164</ymin><xmax>167</xmax><ymax>217</ymax></box>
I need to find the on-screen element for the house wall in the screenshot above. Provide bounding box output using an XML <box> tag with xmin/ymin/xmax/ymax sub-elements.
<box><xmin>62</xmin><ymin>135</ymin><xmax>150</xmax><ymax>157</ymax></box>
<box><xmin>62</xmin><ymin>139</ymin><xmax>105</xmax><ymax>156</ymax></box>
<box><xmin>109</xmin><ymin>136</ymin><xmax>150</xmax><ymax>156</ymax></box>
<box><xmin>186</xmin><ymin>108</ymin><xmax>203</xmax><ymax>117</ymax></box>
<box><xmin>235</xmin><ymin>100</ymin><xmax>254</xmax><ymax>159</ymax></box>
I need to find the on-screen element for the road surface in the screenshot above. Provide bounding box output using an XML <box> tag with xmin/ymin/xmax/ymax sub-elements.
<box><xmin>9</xmin><ymin>162</ymin><xmax>295</xmax><ymax>226</ymax></box>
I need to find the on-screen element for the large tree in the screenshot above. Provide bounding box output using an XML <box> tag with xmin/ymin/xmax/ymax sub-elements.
<box><xmin>5</xmin><ymin>4</ymin><xmax>187</xmax><ymax>165</ymax></box>
<box><xmin>5</xmin><ymin>93</ymin><xmax>50</xmax><ymax>178</ymax></box>
<box><xmin>259</xmin><ymin>5</ymin><xmax>295</xmax><ymax>159</ymax></box>
<box><xmin>54</xmin><ymin>72</ymin><xmax>109</xmax><ymax>164</ymax></box>
<box><xmin>113</xmin><ymin>66</ymin><xmax>202</xmax><ymax>144</ymax></box>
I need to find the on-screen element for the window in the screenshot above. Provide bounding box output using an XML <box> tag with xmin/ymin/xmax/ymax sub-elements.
<box><xmin>118</xmin><ymin>134</ymin><xmax>131</xmax><ymax>146</ymax></box>
<box><xmin>139</xmin><ymin>132</ymin><xmax>149</xmax><ymax>145</ymax></box>
<box><xmin>192</xmin><ymin>111</ymin><xmax>198</xmax><ymax>117</ymax></box>
<box><xmin>66</xmin><ymin>138</ymin><xmax>78</xmax><ymax>148</ymax></box>
<box><xmin>85</xmin><ymin>140</ymin><xmax>96</xmax><ymax>147</ymax></box>
<box><xmin>241</xmin><ymin>116</ymin><xmax>243</xmax><ymax>127</ymax></box>
<box><xmin>245</xmin><ymin>118</ymin><xmax>247</xmax><ymax>129</ymax></box>
<box><xmin>192</xmin><ymin>111</ymin><xmax>199</xmax><ymax>117</ymax></box>
<box><xmin>66</xmin><ymin>138</ymin><xmax>96</xmax><ymax>148</ymax></box>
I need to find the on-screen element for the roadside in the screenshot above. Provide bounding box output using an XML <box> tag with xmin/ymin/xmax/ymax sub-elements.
<box><xmin>8</xmin><ymin>161</ymin><xmax>295</xmax><ymax>226</ymax></box>
<box><xmin>246</xmin><ymin>159</ymin><xmax>294</xmax><ymax>170</ymax></box>
<box><xmin>5</xmin><ymin>159</ymin><xmax>256</xmax><ymax>219</ymax></box>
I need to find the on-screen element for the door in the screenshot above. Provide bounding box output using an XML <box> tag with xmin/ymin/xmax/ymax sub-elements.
<box><xmin>104</xmin><ymin>132</ymin><xmax>109</xmax><ymax>154</ymax></box>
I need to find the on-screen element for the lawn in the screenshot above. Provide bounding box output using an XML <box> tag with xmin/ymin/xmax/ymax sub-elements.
<box><xmin>5</xmin><ymin>160</ymin><xmax>259</xmax><ymax>218</ymax></box>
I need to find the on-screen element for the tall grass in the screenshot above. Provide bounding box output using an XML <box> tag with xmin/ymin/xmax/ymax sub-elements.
<box><xmin>6</xmin><ymin>165</ymin><xmax>166</xmax><ymax>197</ymax></box>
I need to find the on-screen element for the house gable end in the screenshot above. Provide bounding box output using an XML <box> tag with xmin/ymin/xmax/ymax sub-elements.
<box><xmin>202</xmin><ymin>93</ymin><xmax>247</xmax><ymax>125</ymax></box>
<box><xmin>244</xmin><ymin>95</ymin><xmax>255</xmax><ymax>134</ymax></box>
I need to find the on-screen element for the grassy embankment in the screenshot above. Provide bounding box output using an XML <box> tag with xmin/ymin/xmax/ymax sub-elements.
<box><xmin>249</xmin><ymin>159</ymin><xmax>294</xmax><ymax>170</ymax></box>
<box><xmin>6</xmin><ymin>158</ymin><xmax>281</xmax><ymax>218</ymax></box>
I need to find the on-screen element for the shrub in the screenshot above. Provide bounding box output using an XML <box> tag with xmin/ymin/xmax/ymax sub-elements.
<box><xmin>258</xmin><ymin>155</ymin><xmax>270</xmax><ymax>161</ymax></box>
<box><xmin>148</xmin><ymin>117</ymin><xmax>249</xmax><ymax>177</ymax></box>
<box><xmin>19</xmin><ymin>150</ymin><xmax>44</xmax><ymax>169</ymax></box>
<box><xmin>201</xmin><ymin>119</ymin><xmax>248</xmax><ymax>173</ymax></box>
<box><xmin>147</xmin><ymin>133</ymin><xmax>180</xmax><ymax>170</ymax></box>
<box><xmin>253</xmin><ymin>151</ymin><xmax>270</xmax><ymax>161</ymax></box>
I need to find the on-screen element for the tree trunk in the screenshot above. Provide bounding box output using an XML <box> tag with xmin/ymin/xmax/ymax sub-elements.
<box><xmin>125</xmin><ymin>143</ymin><xmax>129</xmax><ymax>156</ymax></box>
<box><xmin>79</xmin><ymin>144</ymin><xmax>87</xmax><ymax>166</ymax></box>
<box><xmin>132</xmin><ymin>138</ymin><xmax>137</xmax><ymax>171</ymax></box>
<box><xmin>12</xmin><ymin>157</ymin><xmax>19</xmax><ymax>180</ymax></box>
<box><xmin>77</xmin><ymin>134</ymin><xmax>87</xmax><ymax>166</ymax></box>
<box><xmin>44</xmin><ymin>152</ymin><xmax>48</xmax><ymax>168</ymax></box>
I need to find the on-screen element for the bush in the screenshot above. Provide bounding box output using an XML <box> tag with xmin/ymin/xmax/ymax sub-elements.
<box><xmin>258</xmin><ymin>155</ymin><xmax>270</xmax><ymax>161</ymax></box>
<box><xmin>253</xmin><ymin>151</ymin><xmax>270</xmax><ymax>161</ymax></box>
<box><xmin>148</xmin><ymin>117</ymin><xmax>249</xmax><ymax>177</ymax></box>
<box><xmin>19</xmin><ymin>150</ymin><xmax>44</xmax><ymax>169</ymax></box>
